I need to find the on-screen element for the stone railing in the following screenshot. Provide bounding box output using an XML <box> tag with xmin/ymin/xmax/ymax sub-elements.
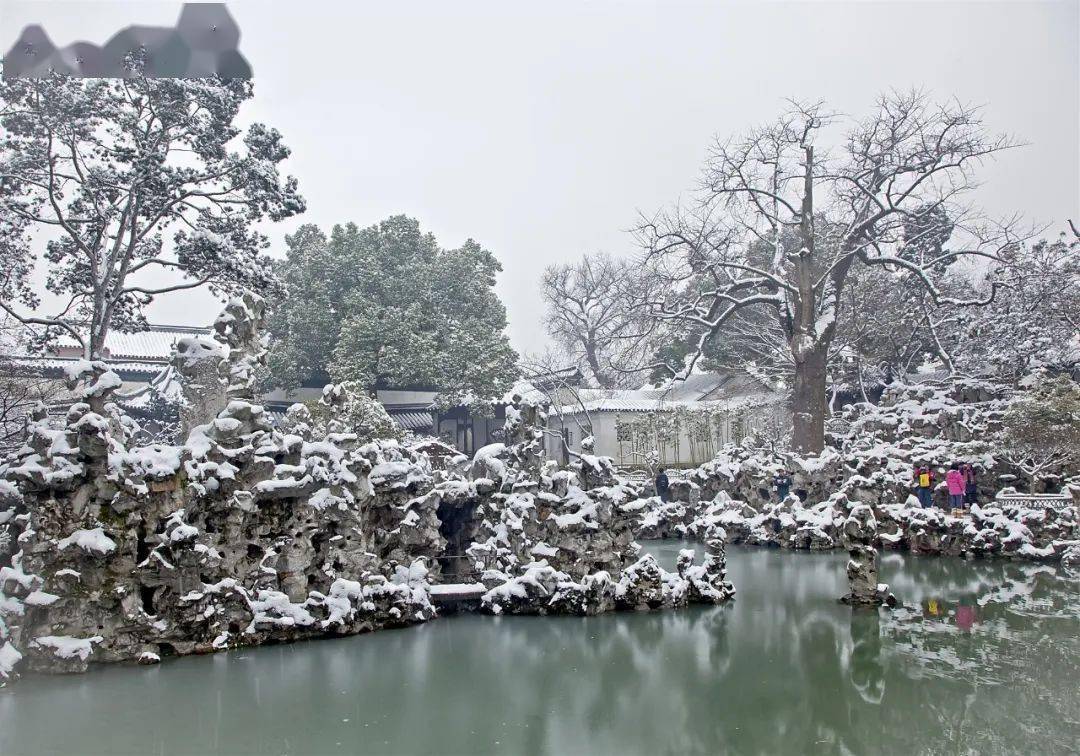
<box><xmin>994</xmin><ymin>491</ymin><xmax>1073</xmax><ymax>510</ymax></box>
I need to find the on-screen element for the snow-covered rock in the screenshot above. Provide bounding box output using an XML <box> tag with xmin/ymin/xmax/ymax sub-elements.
<box><xmin>838</xmin><ymin>498</ymin><xmax>896</xmax><ymax>607</ymax></box>
<box><xmin>0</xmin><ymin>296</ymin><xmax>444</xmax><ymax>679</ymax></box>
<box><xmin>467</xmin><ymin>391</ymin><xmax>733</xmax><ymax>617</ymax></box>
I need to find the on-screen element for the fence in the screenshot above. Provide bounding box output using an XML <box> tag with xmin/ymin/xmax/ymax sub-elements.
<box><xmin>994</xmin><ymin>492</ymin><xmax>1073</xmax><ymax>510</ymax></box>
<box><xmin>615</xmin><ymin>467</ymin><xmax>693</xmax><ymax>487</ymax></box>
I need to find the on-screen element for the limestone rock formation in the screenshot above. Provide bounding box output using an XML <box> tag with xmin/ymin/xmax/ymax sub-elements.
<box><xmin>468</xmin><ymin>393</ymin><xmax>735</xmax><ymax>616</ymax></box>
<box><xmin>213</xmin><ymin>292</ymin><xmax>269</xmax><ymax>402</ymax></box>
<box><xmin>172</xmin><ymin>336</ymin><xmax>227</xmax><ymax>437</ymax></box>
<box><xmin>502</xmin><ymin>385</ymin><xmax>547</xmax><ymax>478</ymax></box>
<box><xmin>0</xmin><ymin>297</ymin><xmax>740</xmax><ymax>682</ymax></box>
<box><xmin>629</xmin><ymin>379</ymin><xmax>1079</xmax><ymax>565</ymax></box>
<box><xmin>0</xmin><ymin>383</ymin><xmax>443</xmax><ymax>680</ymax></box>
<box><xmin>838</xmin><ymin>500</ymin><xmax>896</xmax><ymax>607</ymax></box>
<box><xmin>677</xmin><ymin>533</ymin><xmax>735</xmax><ymax>604</ymax></box>
<box><xmin>627</xmin><ymin>482</ymin><xmax>1077</xmax><ymax>565</ymax></box>
<box><xmin>0</xmin><ymin>298</ymin><xmax>445</xmax><ymax>681</ymax></box>
<box><xmin>614</xmin><ymin>554</ymin><xmax>666</xmax><ymax>610</ymax></box>
<box><xmin>173</xmin><ymin>291</ymin><xmax>268</xmax><ymax>436</ymax></box>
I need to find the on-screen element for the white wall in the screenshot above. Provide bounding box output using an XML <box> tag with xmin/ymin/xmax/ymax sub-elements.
<box><xmin>548</xmin><ymin>404</ymin><xmax>790</xmax><ymax>468</ymax></box>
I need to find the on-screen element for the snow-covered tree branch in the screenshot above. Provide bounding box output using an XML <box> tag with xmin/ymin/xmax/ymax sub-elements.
<box><xmin>0</xmin><ymin>57</ymin><xmax>305</xmax><ymax>358</ymax></box>
<box><xmin>540</xmin><ymin>252</ymin><xmax>653</xmax><ymax>388</ymax></box>
<box><xmin>633</xmin><ymin>91</ymin><xmax>1031</xmax><ymax>453</ymax></box>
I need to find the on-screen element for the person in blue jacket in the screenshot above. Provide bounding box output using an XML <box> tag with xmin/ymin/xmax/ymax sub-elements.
<box><xmin>655</xmin><ymin>469</ymin><xmax>670</xmax><ymax>503</ymax></box>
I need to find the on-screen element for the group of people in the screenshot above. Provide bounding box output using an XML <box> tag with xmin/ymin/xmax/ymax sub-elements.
<box><xmin>655</xmin><ymin>463</ymin><xmax>980</xmax><ymax>514</ymax></box>
<box><xmin>913</xmin><ymin>463</ymin><xmax>979</xmax><ymax>513</ymax></box>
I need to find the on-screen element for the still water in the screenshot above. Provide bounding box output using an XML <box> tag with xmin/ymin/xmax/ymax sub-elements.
<box><xmin>1</xmin><ymin>543</ymin><xmax>1078</xmax><ymax>755</ymax></box>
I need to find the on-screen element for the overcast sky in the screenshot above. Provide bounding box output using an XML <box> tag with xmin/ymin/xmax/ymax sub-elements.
<box><xmin>2</xmin><ymin>0</ymin><xmax>1078</xmax><ymax>351</ymax></box>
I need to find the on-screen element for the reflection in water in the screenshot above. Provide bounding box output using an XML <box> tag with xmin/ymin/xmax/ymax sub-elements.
<box><xmin>1</xmin><ymin>545</ymin><xmax>1077</xmax><ymax>755</ymax></box>
<box><xmin>849</xmin><ymin>610</ymin><xmax>884</xmax><ymax>705</ymax></box>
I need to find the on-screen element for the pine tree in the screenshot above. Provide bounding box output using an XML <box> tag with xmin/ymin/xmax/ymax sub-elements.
<box><xmin>0</xmin><ymin>61</ymin><xmax>305</xmax><ymax>355</ymax></box>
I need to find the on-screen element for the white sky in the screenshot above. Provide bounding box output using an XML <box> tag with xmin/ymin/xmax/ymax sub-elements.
<box><xmin>2</xmin><ymin>0</ymin><xmax>1078</xmax><ymax>351</ymax></box>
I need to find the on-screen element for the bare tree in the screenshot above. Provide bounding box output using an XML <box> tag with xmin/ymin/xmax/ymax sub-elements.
<box><xmin>518</xmin><ymin>349</ymin><xmax>596</xmax><ymax>462</ymax></box>
<box><xmin>540</xmin><ymin>252</ymin><xmax>651</xmax><ymax>388</ymax></box>
<box><xmin>635</xmin><ymin>92</ymin><xmax>1028</xmax><ymax>453</ymax></box>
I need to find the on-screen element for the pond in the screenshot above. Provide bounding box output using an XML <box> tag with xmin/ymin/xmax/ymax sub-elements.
<box><xmin>1</xmin><ymin>543</ymin><xmax>1078</xmax><ymax>755</ymax></box>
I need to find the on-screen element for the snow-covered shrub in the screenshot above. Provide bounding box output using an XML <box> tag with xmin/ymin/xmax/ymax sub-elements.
<box><xmin>308</xmin><ymin>382</ymin><xmax>403</xmax><ymax>442</ymax></box>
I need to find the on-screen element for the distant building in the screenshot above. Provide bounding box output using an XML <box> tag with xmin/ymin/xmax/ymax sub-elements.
<box><xmin>8</xmin><ymin>324</ymin><xmax>212</xmax><ymax>393</ymax></box>
<box><xmin>261</xmin><ymin>386</ymin><xmax>441</xmax><ymax>438</ymax></box>
<box><xmin>5</xmin><ymin>325</ymin><xmax>789</xmax><ymax>467</ymax></box>
<box><xmin>427</xmin><ymin>367</ymin><xmax>585</xmax><ymax>456</ymax></box>
<box><xmin>544</xmin><ymin>370</ymin><xmax>789</xmax><ymax>468</ymax></box>
<box><xmin>2</xmin><ymin>324</ymin><xmax>455</xmax><ymax>441</ymax></box>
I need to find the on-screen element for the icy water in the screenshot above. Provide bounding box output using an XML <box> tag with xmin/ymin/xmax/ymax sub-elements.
<box><xmin>2</xmin><ymin>545</ymin><xmax>1078</xmax><ymax>756</ymax></box>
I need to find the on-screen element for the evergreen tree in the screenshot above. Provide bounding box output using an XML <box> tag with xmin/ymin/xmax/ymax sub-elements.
<box><xmin>268</xmin><ymin>216</ymin><xmax>518</xmax><ymax>409</ymax></box>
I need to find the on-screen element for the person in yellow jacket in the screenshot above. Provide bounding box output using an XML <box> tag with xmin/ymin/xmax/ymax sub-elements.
<box><xmin>913</xmin><ymin>464</ymin><xmax>935</xmax><ymax>508</ymax></box>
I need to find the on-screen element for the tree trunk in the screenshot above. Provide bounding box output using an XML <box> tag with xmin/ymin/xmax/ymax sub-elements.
<box><xmin>787</xmin><ymin>142</ymin><xmax>828</xmax><ymax>455</ymax></box>
<box><xmin>582</xmin><ymin>339</ymin><xmax>609</xmax><ymax>388</ymax></box>
<box><xmin>791</xmin><ymin>342</ymin><xmax>828</xmax><ymax>454</ymax></box>
<box><xmin>88</xmin><ymin>329</ymin><xmax>106</xmax><ymax>361</ymax></box>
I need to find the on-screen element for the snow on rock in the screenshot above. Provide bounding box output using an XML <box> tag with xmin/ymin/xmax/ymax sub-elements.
<box><xmin>622</xmin><ymin>378</ymin><xmax>1077</xmax><ymax>564</ymax></box>
<box><xmin>0</xmin><ymin>294</ymin><xmax>445</xmax><ymax>678</ymax></box>
<box><xmin>625</xmin><ymin>483</ymin><xmax>1075</xmax><ymax>563</ymax></box>
<box><xmin>676</xmin><ymin>535</ymin><xmax>736</xmax><ymax>604</ymax></box>
<box><xmin>0</xmin><ymin>301</ymin><xmax>735</xmax><ymax>679</ymax></box>
<box><xmin>57</xmin><ymin>528</ymin><xmax>117</xmax><ymax>555</ymax></box>
<box><xmin>838</xmin><ymin>498</ymin><xmax>896</xmax><ymax>607</ymax></box>
<box><xmin>213</xmin><ymin>292</ymin><xmax>268</xmax><ymax>402</ymax></box>
<box><xmin>0</xmin><ymin>641</ymin><xmax>23</xmax><ymax>680</ymax></box>
<box><xmin>63</xmin><ymin>360</ymin><xmax>123</xmax><ymax>404</ymax></box>
<box><xmin>27</xmin><ymin>635</ymin><xmax>103</xmax><ymax>672</ymax></box>
<box><xmin>467</xmin><ymin>391</ymin><xmax>733</xmax><ymax>617</ymax></box>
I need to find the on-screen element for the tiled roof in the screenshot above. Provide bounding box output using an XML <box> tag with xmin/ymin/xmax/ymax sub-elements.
<box><xmin>256</xmin><ymin>403</ymin><xmax>434</xmax><ymax>432</ymax></box>
<box><xmin>559</xmin><ymin>386</ymin><xmax>783</xmax><ymax>415</ymax></box>
<box><xmin>57</xmin><ymin>325</ymin><xmax>211</xmax><ymax>361</ymax></box>
<box><xmin>524</xmin><ymin>365</ymin><xmax>585</xmax><ymax>390</ymax></box>
<box><xmin>389</xmin><ymin>411</ymin><xmax>435</xmax><ymax>431</ymax></box>
<box><xmin>560</xmin><ymin>389</ymin><xmax>667</xmax><ymax>413</ymax></box>
<box><xmin>3</xmin><ymin>355</ymin><xmax>167</xmax><ymax>378</ymax></box>
<box><xmin>375</xmin><ymin>389</ymin><xmax>439</xmax><ymax>406</ymax></box>
<box><xmin>652</xmin><ymin>369</ymin><xmax>779</xmax><ymax>401</ymax></box>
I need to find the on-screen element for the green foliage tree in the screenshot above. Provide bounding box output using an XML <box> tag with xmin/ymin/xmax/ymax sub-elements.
<box><xmin>264</xmin><ymin>225</ymin><xmax>339</xmax><ymax>389</ymax></box>
<box><xmin>267</xmin><ymin>216</ymin><xmax>518</xmax><ymax>409</ymax></box>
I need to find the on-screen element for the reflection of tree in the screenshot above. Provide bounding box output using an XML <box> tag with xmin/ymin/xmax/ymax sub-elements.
<box><xmin>849</xmin><ymin>610</ymin><xmax>884</xmax><ymax>705</ymax></box>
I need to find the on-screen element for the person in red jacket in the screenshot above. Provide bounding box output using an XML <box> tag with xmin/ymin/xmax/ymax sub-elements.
<box><xmin>961</xmin><ymin>463</ymin><xmax>979</xmax><ymax>506</ymax></box>
<box><xmin>946</xmin><ymin>464</ymin><xmax>966</xmax><ymax>513</ymax></box>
